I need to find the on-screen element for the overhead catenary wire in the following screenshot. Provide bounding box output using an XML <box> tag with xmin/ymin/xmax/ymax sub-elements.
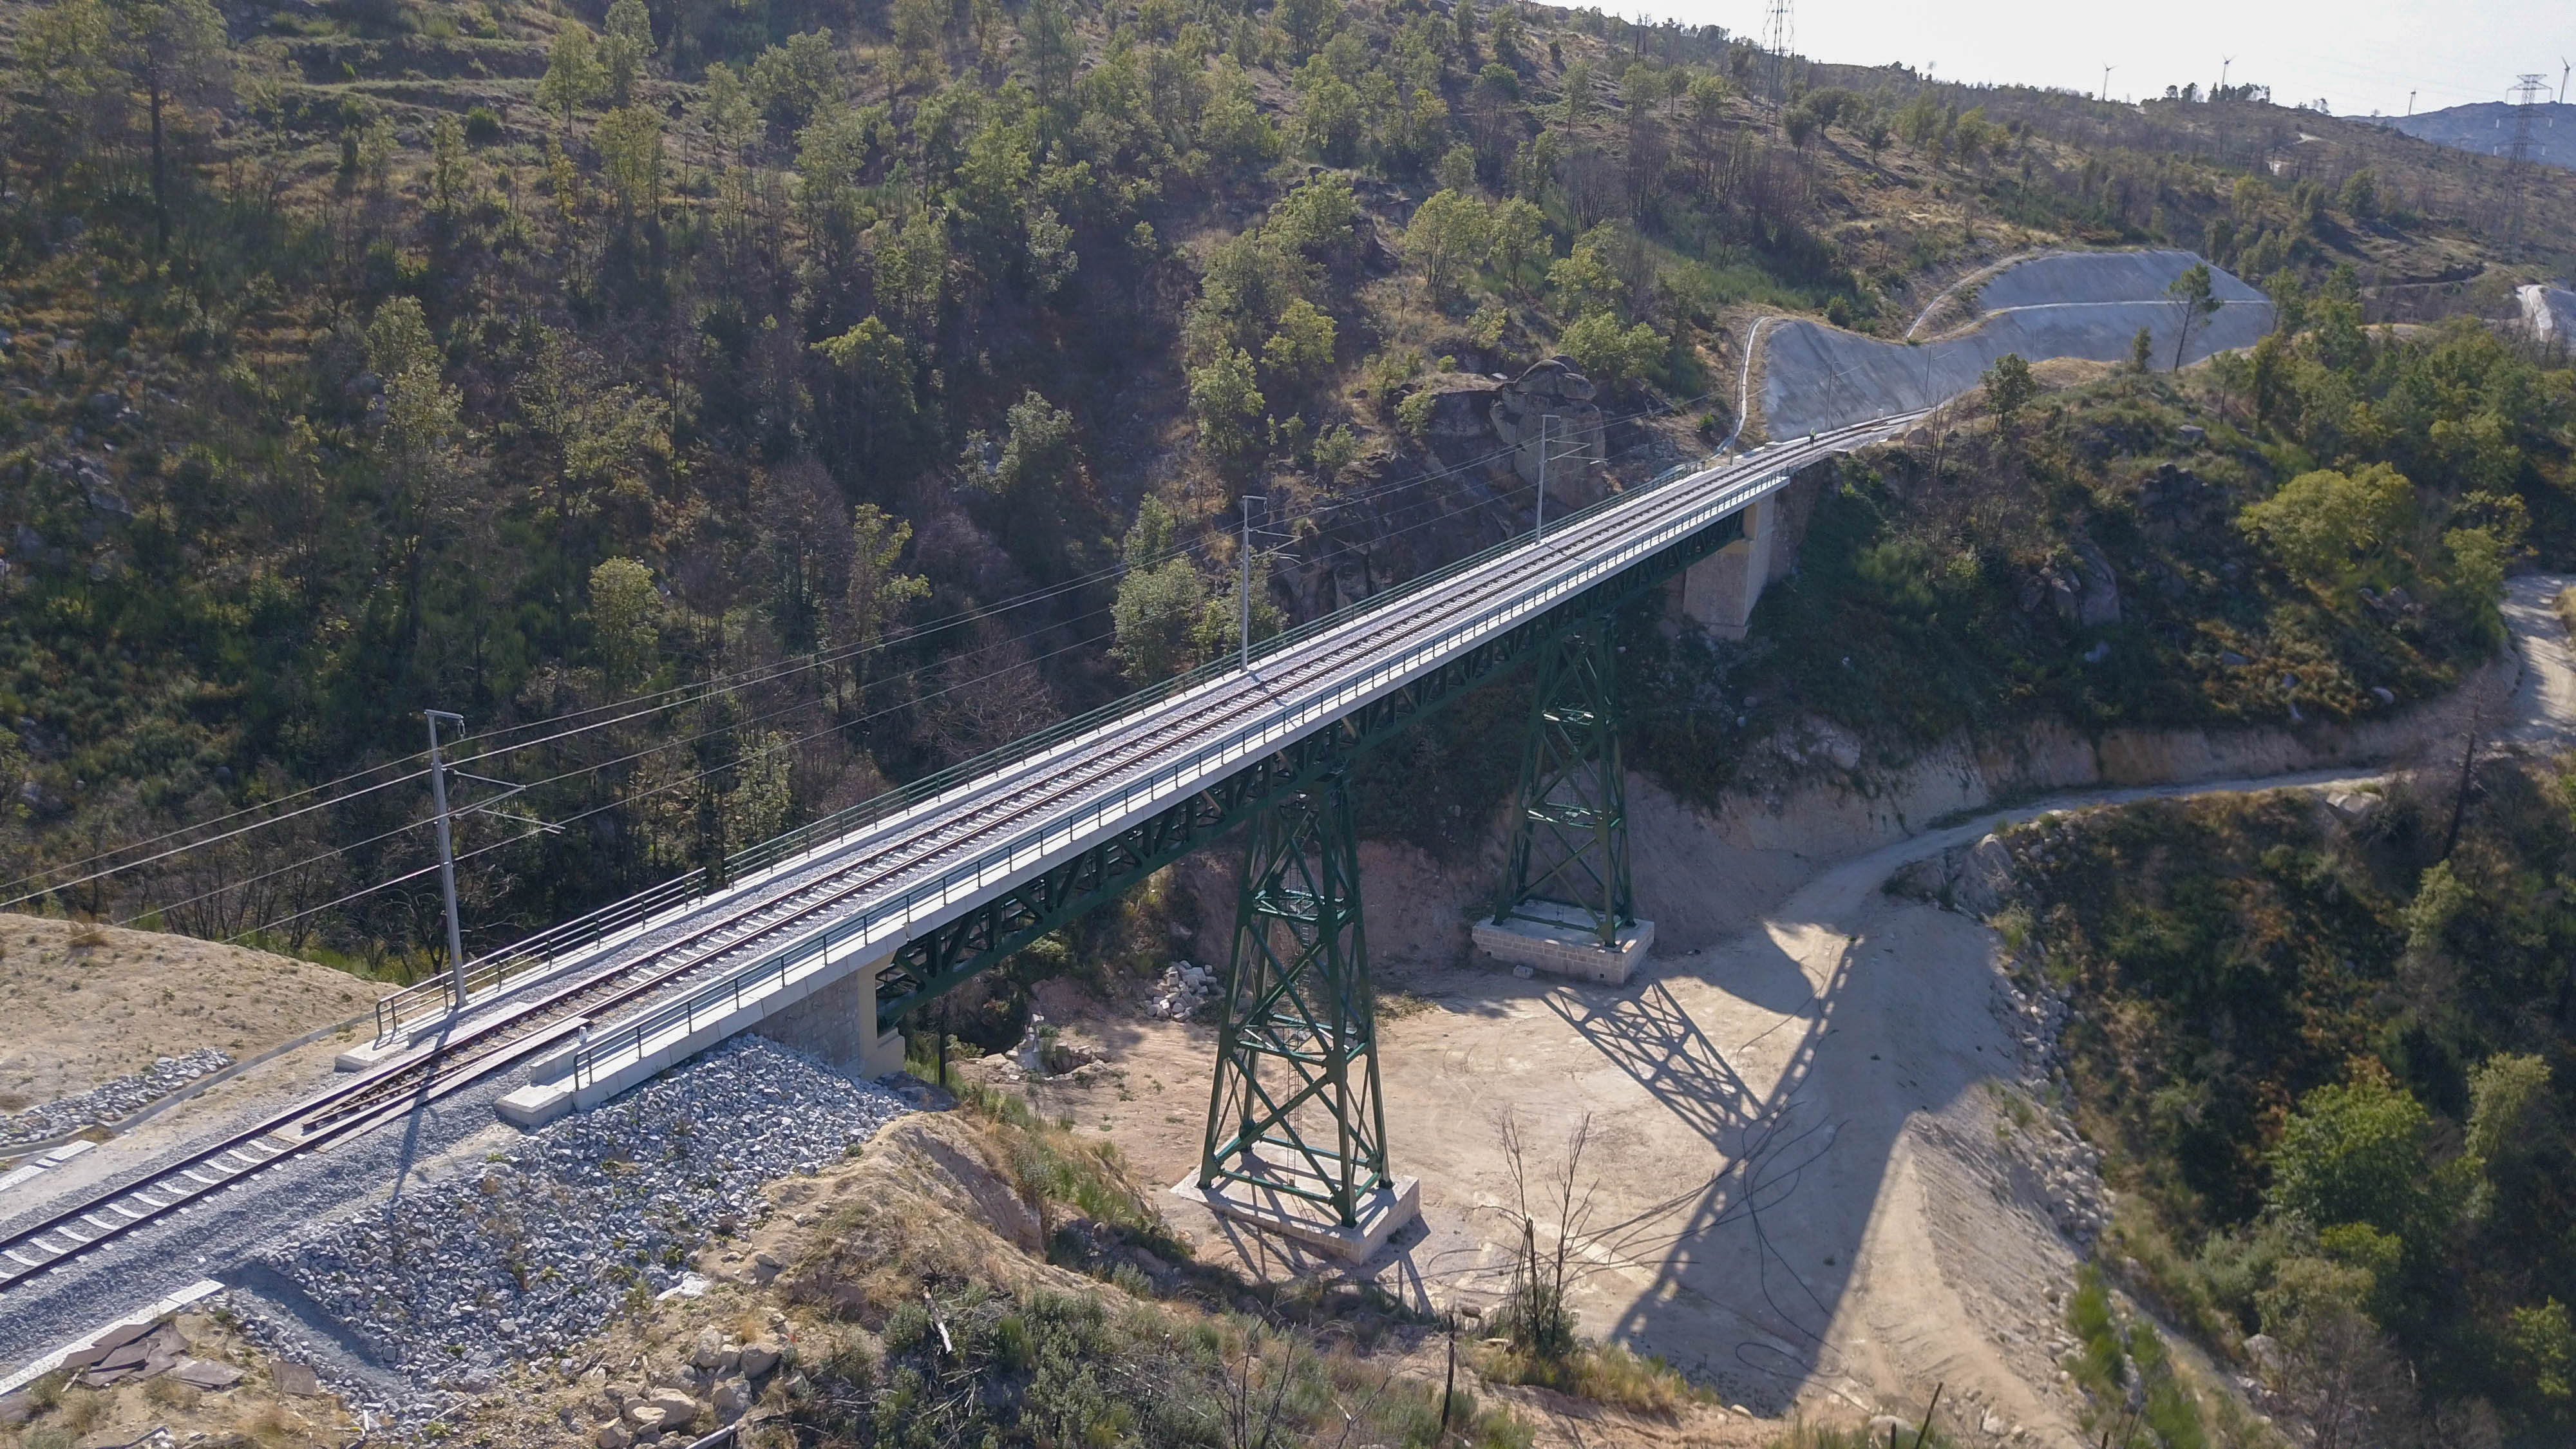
<box><xmin>180</xmin><ymin>468</ymin><xmax>1595</xmax><ymax>939</ymax></box>
<box><xmin>32</xmin><ymin>388</ymin><xmax>1715</xmax><ymax>913</ymax></box>
<box><xmin>203</xmin><ymin>618</ymin><xmax>1127</xmax><ymax>944</ymax></box>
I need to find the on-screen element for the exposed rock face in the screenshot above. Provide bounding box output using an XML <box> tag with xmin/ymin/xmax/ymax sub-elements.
<box><xmin>1489</xmin><ymin>356</ymin><xmax>1605</xmax><ymax>496</ymax></box>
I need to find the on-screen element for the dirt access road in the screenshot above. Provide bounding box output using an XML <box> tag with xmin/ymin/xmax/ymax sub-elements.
<box><xmin>996</xmin><ymin>576</ymin><xmax>2576</xmax><ymax>1447</ymax></box>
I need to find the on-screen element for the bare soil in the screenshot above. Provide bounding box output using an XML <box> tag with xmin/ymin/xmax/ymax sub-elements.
<box><xmin>0</xmin><ymin>1306</ymin><xmax>360</xmax><ymax>1449</ymax></box>
<box><xmin>0</xmin><ymin>914</ymin><xmax>392</xmax><ymax>1112</ymax></box>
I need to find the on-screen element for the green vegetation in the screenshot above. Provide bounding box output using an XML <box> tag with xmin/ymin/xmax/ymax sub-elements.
<box><xmin>0</xmin><ymin>0</ymin><xmax>2567</xmax><ymax>993</ymax></box>
<box><xmin>1630</xmin><ymin>305</ymin><xmax>2571</xmax><ymax>806</ymax></box>
<box><xmin>2005</xmin><ymin>756</ymin><xmax>2576</xmax><ymax>1440</ymax></box>
<box><xmin>766</xmin><ymin>1077</ymin><xmax>1530</xmax><ymax>1448</ymax></box>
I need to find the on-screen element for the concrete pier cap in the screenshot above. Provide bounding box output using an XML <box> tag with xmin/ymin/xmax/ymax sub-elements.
<box><xmin>1472</xmin><ymin>900</ymin><xmax>1654</xmax><ymax>985</ymax></box>
<box><xmin>1170</xmin><ymin>1166</ymin><xmax>1422</xmax><ymax>1264</ymax></box>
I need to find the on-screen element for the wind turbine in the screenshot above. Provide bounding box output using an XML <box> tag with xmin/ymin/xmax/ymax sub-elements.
<box><xmin>2217</xmin><ymin>55</ymin><xmax>2232</xmax><ymax>100</ymax></box>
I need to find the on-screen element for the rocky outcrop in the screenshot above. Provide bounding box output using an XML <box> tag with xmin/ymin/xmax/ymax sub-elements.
<box><xmin>1489</xmin><ymin>356</ymin><xmax>1605</xmax><ymax>497</ymax></box>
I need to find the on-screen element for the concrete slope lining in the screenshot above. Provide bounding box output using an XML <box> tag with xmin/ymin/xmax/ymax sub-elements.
<box><xmin>2520</xmin><ymin>284</ymin><xmax>2576</xmax><ymax>346</ymax></box>
<box><xmin>1762</xmin><ymin>250</ymin><xmax>2273</xmax><ymax>440</ymax></box>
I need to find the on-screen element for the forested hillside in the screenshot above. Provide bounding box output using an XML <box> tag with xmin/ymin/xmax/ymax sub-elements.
<box><xmin>1998</xmin><ymin>759</ymin><xmax>2576</xmax><ymax>1444</ymax></box>
<box><xmin>0</xmin><ymin>0</ymin><xmax>2570</xmax><ymax>973</ymax></box>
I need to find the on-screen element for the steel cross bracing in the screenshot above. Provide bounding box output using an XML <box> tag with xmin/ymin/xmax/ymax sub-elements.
<box><xmin>1198</xmin><ymin>773</ymin><xmax>1389</xmax><ymax>1226</ymax></box>
<box><xmin>1493</xmin><ymin>619</ymin><xmax>1633</xmax><ymax>947</ymax></box>
<box><xmin>535</xmin><ymin>415</ymin><xmax>1914</xmax><ymax>1083</ymax></box>
<box><xmin>862</xmin><ymin>515</ymin><xmax>1734</xmax><ymax>1034</ymax></box>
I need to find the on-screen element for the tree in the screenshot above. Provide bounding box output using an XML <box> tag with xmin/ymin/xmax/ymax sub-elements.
<box><xmin>1982</xmin><ymin>352</ymin><xmax>2037</xmax><ymax>429</ymax></box>
<box><xmin>1189</xmin><ymin>348</ymin><xmax>1265</xmax><ymax>458</ymax></box>
<box><xmin>1403</xmin><ymin>189</ymin><xmax>1488</xmax><ymax>300</ymax></box>
<box><xmin>1557</xmin><ymin>312</ymin><xmax>1661</xmax><ymax>388</ymax></box>
<box><xmin>1261</xmin><ymin>299</ymin><xmax>1338</xmax><ymax>386</ymax></box>
<box><xmin>2237</xmin><ymin>463</ymin><xmax>2414</xmax><ymax>587</ymax></box>
<box><xmin>747</xmin><ymin>30</ymin><xmax>839</xmax><ymax>131</ymax></box>
<box><xmin>891</xmin><ymin>0</ymin><xmax>945</xmax><ymax>84</ymax></box>
<box><xmin>1018</xmin><ymin>0</ymin><xmax>1077</xmax><ymax>108</ymax></box>
<box><xmin>594</xmin><ymin>104</ymin><xmax>663</xmax><ymax>222</ymax></box>
<box><xmin>538</xmin><ymin>21</ymin><xmax>605</xmax><ymax>129</ymax></box>
<box><xmin>2130</xmin><ymin>325</ymin><xmax>2154</xmax><ymax>374</ymax></box>
<box><xmin>2168</xmin><ymin>261</ymin><xmax>2221</xmax><ymax>371</ymax></box>
<box><xmin>811</xmin><ymin>316</ymin><xmax>917</xmax><ymax>464</ymax></box>
<box><xmin>589</xmin><ymin>557</ymin><xmax>662</xmax><ymax>689</ymax></box>
<box><xmin>1486</xmin><ymin>196</ymin><xmax>1546</xmax><ymax>294</ymax></box>
<box><xmin>107</xmin><ymin>0</ymin><xmax>230</xmax><ymax>251</ymax></box>
<box><xmin>600</xmin><ymin>0</ymin><xmax>654</xmax><ymax>106</ymax></box>
<box><xmin>428</xmin><ymin>112</ymin><xmax>469</xmax><ymax>218</ymax></box>
<box><xmin>840</xmin><ymin>504</ymin><xmax>930</xmax><ymax>687</ymax></box>
<box><xmin>2267</xmin><ymin>1068</ymin><xmax>2436</xmax><ymax>1245</ymax></box>
<box><xmin>698</xmin><ymin>61</ymin><xmax>761</xmax><ymax>169</ymax></box>
<box><xmin>1111</xmin><ymin>498</ymin><xmax>1205</xmax><ymax>683</ymax></box>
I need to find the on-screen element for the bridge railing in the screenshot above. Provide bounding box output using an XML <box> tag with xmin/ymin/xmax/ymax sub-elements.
<box><xmin>383</xmin><ymin>444</ymin><xmax>1769</xmax><ymax>1044</ymax></box>
<box><xmin>564</xmin><ymin>445</ymin><xmax>1803</xmax><ymax>1086</ymax></box>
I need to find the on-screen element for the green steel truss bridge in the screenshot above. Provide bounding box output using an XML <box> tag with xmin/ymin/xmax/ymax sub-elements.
<box><xmin>0</xmin><ymin>413</ymin><xmax>1916</xmax><ymax>1295</ymax></box>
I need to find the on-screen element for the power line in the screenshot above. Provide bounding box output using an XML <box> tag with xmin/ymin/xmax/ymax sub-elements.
<box><xmin>193</xmin><ymin>448</ymin><xmax>1679</xmax><ymax>948</ymax></box>
<box><xmin>29</xmin><ymin>392</ymin><xmax>1707</xmax><ymax>914</ymax></box>
<box><xmin>210</xmin><ymin>618</ymin><xmax>1129</xmax><ymax>946</ymax></box>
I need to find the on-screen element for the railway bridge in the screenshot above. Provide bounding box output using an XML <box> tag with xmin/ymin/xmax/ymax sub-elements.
<box><xmin>0</xmin><ymin>412</ymin><xmax>1916</xmax><ymax>1291</ymax></box>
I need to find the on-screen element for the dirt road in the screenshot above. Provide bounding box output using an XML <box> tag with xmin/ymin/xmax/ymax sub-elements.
<box><xmin>1008</xmin><ymin>574</ymin><xmax>2576</xmax><ymax>1446</ymax></box>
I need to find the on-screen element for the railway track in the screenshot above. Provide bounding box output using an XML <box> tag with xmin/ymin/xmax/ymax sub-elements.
<box><xmin>0</xmin><ymin>416</ymin><xmax>1906</xmax><ymax>1298</ymax></box>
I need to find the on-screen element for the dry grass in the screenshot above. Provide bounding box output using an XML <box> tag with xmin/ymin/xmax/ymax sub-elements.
<box><xmin>1768</xmin><ymin>1418</ymin><xmax>1959</xmax><ymax>1449</ymax></box>
<box><xmin>1472</xmin><ymin>1340</ymin><xmax>1711</xmax><ymax>1419</ymax></box>
<box><xmin>0</xmin><ymin>912</ymin><xmax>392</xmax><ymax>1109</ymax></box>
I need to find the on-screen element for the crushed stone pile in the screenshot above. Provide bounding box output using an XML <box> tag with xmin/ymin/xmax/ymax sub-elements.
<box><xmin>237</xmin><ymin>1037</ymin><xmax>906</xmax><ymax>1425</ymax></box>
<box><xmin>1</xmin><ymin>1048</ymin><xmax>232</xmax><ymax>1147</ymax></box>
<box><xmin>1148</xmin><ymin>959</ymin><xmax>1221</xmax><ymax>1019</ymax></box>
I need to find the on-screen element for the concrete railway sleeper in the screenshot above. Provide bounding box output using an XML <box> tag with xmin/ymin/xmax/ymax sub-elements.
<box><xmin>0</xmin><ymin>413</ymin><xmax>1911</xmax><ymax>1295</ymax></box>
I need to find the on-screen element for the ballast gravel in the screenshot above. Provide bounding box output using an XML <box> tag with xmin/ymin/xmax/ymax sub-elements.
<box><xmin>235</xmin><ymin>1038</ymin><xmax>905</xmax><ymax>1426</ymax></box>
<box><xmin>1</xmin><ymin>1049</ymin><xmax>233</xmax><ymax>1148</ymax></box>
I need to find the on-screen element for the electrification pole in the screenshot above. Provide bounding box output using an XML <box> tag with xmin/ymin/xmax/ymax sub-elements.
<box><xmin>1535</xmin><ymin>414</ymin><xmax>1549</xmax><ymax>540</ymax></box>
<box><xmin>425</xmin><ymin>709</ymin><xmax>466</xmax><ymax>1009</ymax></box>
<box><xmin>1240</xmin><ymin>494</ymin><xmax>1265</xmax><ymax>672</ymax></box>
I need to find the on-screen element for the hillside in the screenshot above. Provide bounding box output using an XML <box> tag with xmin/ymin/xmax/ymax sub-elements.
<box><xmin>1987</xmin><ymin>743</ymin><xmax>2576</xmax><ymax>1445</ymax></box>
<box><xmin>2385</xmin><ymin>100</ymin><xmax>2576</xmax><ymax>173</ymax></box>
<box><xmin>1</xmin><ymin>0</ymin><xmax>2570</xmax><ymax>978</ymax></box>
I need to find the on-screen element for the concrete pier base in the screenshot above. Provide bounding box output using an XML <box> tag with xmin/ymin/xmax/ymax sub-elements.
<box><xmin>1676</xmin><ymin>495</ymin><xmax>1775</xmax><ymax>640</ymax></box>
<box><xmin>1472</xmin><ymin>902</ymin><xmax>1654</xmax><ymax>985</ymax></box>
<box><xmin>1170</xmin><ymin>1166</ymin><xmax>1420</xmax><ymax>1264</ymax></box>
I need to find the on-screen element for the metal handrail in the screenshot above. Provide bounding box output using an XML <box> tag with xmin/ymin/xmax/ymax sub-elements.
<box><xmin>564</xmin><ymin>438</ymin><xmax>1842</xmax><ymax>1088</ymax></box>
<box><xmin>400</xmin><ymin>438</ymin><xmax>1797</xmax><ymax>1050</ymax></box>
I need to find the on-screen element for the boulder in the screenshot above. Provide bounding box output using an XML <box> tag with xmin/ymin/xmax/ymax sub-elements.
<box><xmin>1956</xmin><ymin>833</ymin><xmax>2017</xmax><ymax>918</ymax></box>
<box><xmin>647</xmin><ymin>1389</ymin><xmax>699</xmax><ymax>1429</ymax></box>
<box><xmin>1488</xmin><ymin>357</ymin><xmax>1607</xmax><ymax>490</ymax></box>
<box><xmin>691</xmin><ymin>1327</ymin><xmax>724</xmax><ymax>1370</ymax></box>
<box><xmin>713</xmin><ymin>1378</ymin><xmax>753</xmax><ymax>1416</ymax></box>
<box><xmin>740</xmin><ymin>1341</ymin><xmax>782</xmax><ymax>1377</ymax></box>
<box><xmin>597</xmin><ymin>1423</ymin><xmax>632</xmax><ymax>1449</ymax></box>
<box><xmin>622</xmin><ymin>1404</ymin><xmax>667</xmax><ymax>1432</ymax></box>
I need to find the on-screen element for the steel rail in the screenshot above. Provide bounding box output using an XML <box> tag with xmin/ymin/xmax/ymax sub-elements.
<box><xmin>0</xmin><ymin>413</ymin><xmax>1910</xmax><ymax>1300</ymax></box>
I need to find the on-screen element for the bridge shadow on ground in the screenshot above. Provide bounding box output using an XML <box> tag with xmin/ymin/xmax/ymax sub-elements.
<box><xmin>1392</xmin><ymin>858</ymin><xmax>2041</xmax><ymax>1420</ymax></box>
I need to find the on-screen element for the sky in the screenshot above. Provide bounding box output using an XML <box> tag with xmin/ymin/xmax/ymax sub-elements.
<box><xmin>1591</xmin><ymin>0</ymin><xmax>2575</xmax><ymax>118</ymax></box>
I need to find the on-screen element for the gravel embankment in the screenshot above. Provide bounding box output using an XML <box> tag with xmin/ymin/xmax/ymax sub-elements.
<box><xmin>2</xmin><ymin>1049</ymin><xmax>232</xmax><ymax>1148</ymax></box>
<box><xmin>236</xmin><ymin>1038</ymin><xmax>905</xmax><ymax>1425</ymax></box>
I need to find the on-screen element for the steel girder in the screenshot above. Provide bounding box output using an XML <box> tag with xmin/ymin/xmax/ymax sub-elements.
<box><xmin>1492</xmin><ymin>619</ymin><xmax>1632</xmax><ymax>947</ymax></box>
<box><xmin>869</xmin><ymin>502</ymin><xmax>1747</xmax><ymax>1035</ymax></box>
<box><xmin>1197</xmin><ymin>772</ymin><xmax>1388</xmax><ymax>1224</ymax></box>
